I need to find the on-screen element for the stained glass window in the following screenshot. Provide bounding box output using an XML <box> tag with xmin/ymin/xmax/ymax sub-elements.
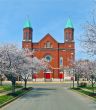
<box><xmin>60</xmin><ymin>57</ymin><xmax>63</xmax><ymax>66</ymax></box>
<box><xmin>45</xmin><ymin>55</ymin><xmax>52</xmax><ymax>62</ymax></box>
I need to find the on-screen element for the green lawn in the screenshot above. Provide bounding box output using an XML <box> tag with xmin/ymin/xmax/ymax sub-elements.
<box><xmin>77</xmin><ymin>89</ymin><xmax>96</xmax><ymax>99</ymax></box>
<box><xmin>0</xmin><ymin>88</ymin><xmax>31</xmax><ymax>106</ymax></box>
<box><xmin>0</xmin><ymin>95</ymin><xmax>13</xmax><ymax>105</ymax></box>
<box><xmin>85</xmin><ymin>86</ymin><xmax>96</xmax><ymax>90</ymax></box>
<box><xmin>71</xmin><ymin>86</ymin><xmax>96</xmax><ymax>100</ymax></box>
<box><xmin>78</xmin><ymin>86</ymin><xmax>96</xmax><ymax>91</ymax></box>
<box><xmin>0</xmin><ymin>85</ymin><xmax>23</xmax><ymax>92</ymax></box>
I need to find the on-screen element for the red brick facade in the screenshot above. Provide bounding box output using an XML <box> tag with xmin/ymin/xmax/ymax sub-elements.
<box><xmin>22</xmin><ymin>25</ymin><xmax>75</xmax><ymax>79</ymax></box>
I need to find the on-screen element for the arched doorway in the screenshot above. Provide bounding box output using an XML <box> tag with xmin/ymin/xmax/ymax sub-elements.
<box><xmin>44</xmin><ymin>69</ymin><xmax>52</xmax><ymax>82</ymax></box>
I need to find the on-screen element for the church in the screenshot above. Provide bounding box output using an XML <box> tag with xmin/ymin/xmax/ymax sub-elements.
<box><xmin>22</xmin><ymin>18</ymin><xmax>75</xmax><ymax>81</ymax></box>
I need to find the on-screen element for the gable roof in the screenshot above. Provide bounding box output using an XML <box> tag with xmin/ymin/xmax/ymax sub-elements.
<box><xmin>39</xmin><ymin>33</ymin><xmax>58</xmax><ymax>43</ymax></box>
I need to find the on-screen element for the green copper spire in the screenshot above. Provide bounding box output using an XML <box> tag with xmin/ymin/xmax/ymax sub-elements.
<box><xmin>23</xmin><ymin>20</ymin><xmax>32</xmax><ymax>28</ymax></box>
<box><xmin>65</xmin><ymin>18</ymin><xmax>73</xmax><ymax>28</ymax></box>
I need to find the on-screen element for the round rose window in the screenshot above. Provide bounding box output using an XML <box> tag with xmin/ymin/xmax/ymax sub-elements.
<box><xmin>45</xmin><ymin>55</ymin><xmax>52</xmax><ymax>62</ymax></box>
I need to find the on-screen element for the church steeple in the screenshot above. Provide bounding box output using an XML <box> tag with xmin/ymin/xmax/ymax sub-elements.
<box><xmin>64</xmin><ymin>18</ymin><xmax>74</xmax><ymax>42</ymax></box>
<box><xmin>22</xmin><ymin>20</ymin><xmax>33</xmax><ymax>49</ymax></box>
<box><xmin>23</xmin><ymin>20</ymin><xmax>33</xmax><ymax>42</ymax></box>
<box><xmin>65</xmin><ymin>18</ymin><xmax>73</xmax><ymax>29</ymax></box>
<box><xmin>23</xmin><ymin>20</ymin><xmax>32</xmax><ymax>29</ymax></box>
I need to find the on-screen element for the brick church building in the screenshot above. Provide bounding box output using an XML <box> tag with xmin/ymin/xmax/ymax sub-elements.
<box><xmin>22</xmin><ymin>18</ymin><xmax>75</xmax><ymax>81</ymax></box>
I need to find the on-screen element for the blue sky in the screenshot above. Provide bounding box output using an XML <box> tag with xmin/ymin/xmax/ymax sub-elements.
<box><xmin>0</xmin><ymin>0</ymin><xmax>94</xmax><ymax>59</ymax></box>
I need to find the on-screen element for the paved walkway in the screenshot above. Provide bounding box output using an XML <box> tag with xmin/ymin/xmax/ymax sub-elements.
<box><xmin>1</xmin><ymin>84</ymin><xmax>96</xmax><ymax>110</ymax></box>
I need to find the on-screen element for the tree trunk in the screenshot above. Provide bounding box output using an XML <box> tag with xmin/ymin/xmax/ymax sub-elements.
<box><xmin>0</xmin><ymin>76</ymin><xmax>2</xmax><ymax>86</ymax></box>
<box><xmin>91</xmin><ymin>78</ymin><xmax>94</xmax><ymax>94</ymax></box>
<box><xmin>24</xmin><ymin>79</ymin><xmax>27</xmax><ymax>89</ymax></box>
<box><xmin>77</xmin><ymin>80</ymin><xmax>79</xmax><ymax>87</ymax></box>
<box><xmin>12</xmin><ymin>81</ymin><xmax>16</xmax><ymax>94</ymax></box>
<box><xmin>92</xmin><ymin>78</ymin><xmax>94</xmax><ymax>88</ymax></box>
<box><xmin>75</xmin><ymin>74</ymin><xmax>77</xmax><ymax>81</ymax></box>
<box><xmin>92</xmin><ymin>86</ymin><xmax>94</xmax><ymax>94</ymax></box>
<box><xmin>73</xmin><ymin>79</ymin><xmax>74</xmax><ymax>88</ymax></box>
<box><xmin>0</xmin><ymin>79</ymin><xmax>2</xmax><ymax>86</ymax></box>
<box><xmin>77</xmin><ymin>75</ymin><xmax>79</xmax><ymax>88</ymax></box>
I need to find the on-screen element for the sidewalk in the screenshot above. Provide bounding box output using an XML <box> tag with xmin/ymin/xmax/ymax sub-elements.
<box><xmin>16</xmin><ymin>81</ymin><xmax>77</xmax><ymax>84</ymax></box>
<box><xmin>3</xmin><ymin>81</ymin><xmax>88</xmax><ymax>84</ymax></box>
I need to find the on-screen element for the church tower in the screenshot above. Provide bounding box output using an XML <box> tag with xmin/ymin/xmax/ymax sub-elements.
<box><xmin>22</xmin><ymin>20</ymin><xmax>33</xmax><ymax>49</ymax></box>
<box><xmin>64</xmin><ymin>18</ymin><xmax>75</xmax><ymax>66</ymax></box>
<box><xmin>64</xmin><ymin>18</ymin><xmax>74</xmax><ymax>42</ymax></box>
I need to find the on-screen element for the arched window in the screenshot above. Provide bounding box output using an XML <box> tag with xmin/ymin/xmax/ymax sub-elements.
<box><xmin>69</xmin><ymin>32</ymin><xmax>72</xmax><ymax>41</ymax></box>
<box><xmin>26</xmin><ymin>32</ymin><xmax>29</xmax><ymax>41</ymax></box>
<box><xmin>65</xmin><ymin>32</ymin><xmax>68</xmax><ymax>41</ymax></box>
<box><xmin>65</xmin><ymin>32</ymin><xmax>72</xmax><ymax>41</ymax></box>
<box><xmin>44</xmin><ymin>41</ymin><xmax>52</xmax><ymax>48</ymax></box>
<box><xmin>46</xmin><ymin>41</ymin><xmax>51</xmax><ymax>48</ymax></box>
<box><xmin>60</xmin><ymin>57</ymin><xmax>63</xmax><ymax>66</ymax></box>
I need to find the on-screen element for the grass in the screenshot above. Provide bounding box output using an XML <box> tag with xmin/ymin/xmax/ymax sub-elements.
<box><xmin>85</xmin><ymin>86</ymin><xmax>96</xmax><ymax>90</ymax></box>
<box><xmin>0</xmin><ymin>88</ymin><xmax>32</xmax><ymax>106</ymax></box>
<box><xmin>0</xmin><ymin>95</ymin><xmax>13</xmax><ymax>105</ymax></box>
<box><xmin>78</xmin><ymin>89</ymin><xmax>96</xmax><ymax>98</ymax></box>
<box><xmin>71</xmin><ymin>86</ymin><xmax>96</xmax><ymax>99</ymax></box>
<box><xmin>0</xmin><ymin>85</ymin><xmax>23</xmax><ymax>92</ymax></box>
<box><xmin>79</xmin><ymin>84</ymin><xmax>96</xmax><ymax>89</ymax></box>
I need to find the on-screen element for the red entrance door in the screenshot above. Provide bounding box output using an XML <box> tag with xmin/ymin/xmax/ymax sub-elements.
<box><xmin>32</xmin><ymin>74</ymin><xmax>38</xmax><ymax>79</ymax></box>
<box><xmin>45</xmin><ymin>73</ymin><xmax>51</xmax><ymax>79</ymax></box>
<box><xmin>59</xmin><ymin>73</ymin><xmax>64</xmax><ymax>79</ymax></box>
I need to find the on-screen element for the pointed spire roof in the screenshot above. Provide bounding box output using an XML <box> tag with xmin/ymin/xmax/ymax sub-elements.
<box><xmin>65</xmin><ymin>18</ymin><xmax>73</xmax><ymax>29</ymax></box>
<box><xmin>23</xmin><ymin>20</ymin><xmax>32</xmax><ymax>28</ymax></box>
